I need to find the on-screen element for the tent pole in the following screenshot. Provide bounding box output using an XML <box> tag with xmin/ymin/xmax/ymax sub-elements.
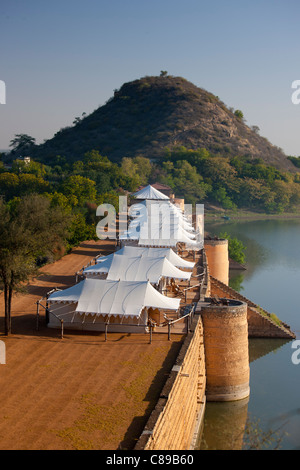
<box><xmin>36</xmin><ymin>301</ymin><xmax>39</xmax><ymax>331</ymax></box>
<box><xmin>105</xmin><ymin>323</ymin><xmax>108</xmax><ymax>342</ymax></box>
<box><xmin>168</xmin><ymin>321</ymin><xmax>171</xmax><ymax>341</ymax></box>
<box><xmin>45</xmin><ymin>298</ymin><xmax>49</xmax><ymax>325</ymax></box>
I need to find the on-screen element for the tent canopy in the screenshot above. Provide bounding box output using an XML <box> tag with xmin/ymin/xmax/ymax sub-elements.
<box><xmin>84</xmin><ymin>253</ymin><xmax>192</xmax><ymax>282</ymax></box>
<box><xmin>96</xmin><ymin>246</ymin><xmax>195</xmax><ymax>269</ymax></box>
<box><xmin>133</xmin><ymin>184</ymin><xmax>170</xmax><ymax>200</ymax></box>
<box><xmin>120</xmin><ymin>199</ymin><xmax>201</xmax><ymax>248</ymax></box>
<box><xmin>48</xmin><ymin>279</ymin><xmax>180</xmax><ymax>318</ymax></box>
<box><xmin>129</xmin><ymin>200</ymin><xmax>194</xmax><ymax>231</ymax></box>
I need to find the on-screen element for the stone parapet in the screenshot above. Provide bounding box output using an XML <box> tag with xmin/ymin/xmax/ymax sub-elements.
<box><xmin>135</xmin><ymin>315</ymin><xmax>206</xmax><ymax>450</ymax></box>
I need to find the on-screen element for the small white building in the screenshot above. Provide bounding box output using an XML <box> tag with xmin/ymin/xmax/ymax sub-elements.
<box><xmin>17</xmin><ymin>156</ymin><xmax>31</xmax><ymax>165</ymax></box>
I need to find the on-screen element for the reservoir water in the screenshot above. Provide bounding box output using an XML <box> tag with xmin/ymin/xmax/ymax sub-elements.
<box><xmin>199</xmin><ymin>218</ymin><xmax>300</xmax><ymax>450</ymax></box>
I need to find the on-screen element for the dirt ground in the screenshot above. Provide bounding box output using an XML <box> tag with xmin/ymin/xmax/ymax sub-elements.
<box><xmin>0</xmin><ymin>240</ymin><xmax>184</xmax><ymax>450</ymax></box>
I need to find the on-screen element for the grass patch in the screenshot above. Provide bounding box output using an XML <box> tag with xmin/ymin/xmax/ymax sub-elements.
<box><xmin>120</xmin><ymin>347</ymin><xmax>171</xmax><ymax>402</ymax></box>
<box><xmin>269</xmin><ymin>313</ymin><xmax>282</xmax><ymax>327</ymax></box>
<box><xmin>55</xmin><ymin>393</ymin><xmax>130</xmax><ymax>450</ymax></box>
<box><xmin>257</xmin><ymin>307</ymin><xmax>283</xmax><ymax>327</ymax></box>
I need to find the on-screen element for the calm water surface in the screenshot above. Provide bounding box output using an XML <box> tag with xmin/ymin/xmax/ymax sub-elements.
<box><xmin>199</xmin><ymin>218</ymin><xmax>300</xmax><ymax>450</ymax></box>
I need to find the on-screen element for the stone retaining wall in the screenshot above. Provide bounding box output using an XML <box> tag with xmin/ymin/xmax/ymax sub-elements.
<box><xmin>210</xmin><ymin>276</ymin><xmax>295</xmax><ymax>339</ymax></box>
<box><xmin>135</xmin><ymin>315</ymin><xmax>206</xmax><ymax>450</ymax></box>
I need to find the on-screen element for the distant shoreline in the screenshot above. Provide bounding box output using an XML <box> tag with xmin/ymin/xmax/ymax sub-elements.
<box><xmin>204</xmin><ymin>208</ymin><xmax>300</xmax><ymax>222</ymax></box>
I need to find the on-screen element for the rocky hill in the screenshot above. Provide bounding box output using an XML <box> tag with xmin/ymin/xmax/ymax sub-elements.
<box><xmin>23</xmin><ymin>75</ymin><xmax>296</xmax><ymax>172</ymax></box>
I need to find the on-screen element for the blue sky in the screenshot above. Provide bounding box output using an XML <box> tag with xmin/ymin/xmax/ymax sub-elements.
<box><xmin>1</xmin><ymin>0</ymin><xmax>300</xmax><ymax>155</ymax></box>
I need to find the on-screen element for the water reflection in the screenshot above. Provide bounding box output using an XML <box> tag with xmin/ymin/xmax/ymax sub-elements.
<box><xmin>199</xmin><ymin>218</ymin><xmax>300</xmax><ymax>449</ymax></box>
<box><xmin>206</xmin><ymin>218</ymin><xmax>300</xmax><ymax>333</ymax></box>
<box><xmin>198</xmin><ymin>339</ymin><xmax>288</xmax><ymax>450</ymax></box>
<box><xmin>199</xmin><ymin>398</ymin><xmax>249</xmax><ymax>450</ymax></box>
<box><xmin>206</xmin><ymin>218</ymin><xmax>300</xmax><ymax>271</ymax></box>
<box><xmin>248</xmin><ymin>338</ymin><xmax>290</xmax><ymax>363</ymax></box>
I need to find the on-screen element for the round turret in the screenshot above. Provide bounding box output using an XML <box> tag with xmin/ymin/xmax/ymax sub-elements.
<box><xmin>201</xmin><ymin>298</ymin><xmax>250</xmax><ymax>402</ymax></box>
<box><xmin>204</xmin><ymin>238</ymin><xmax>229</xmax><ymax>285</ymax></box>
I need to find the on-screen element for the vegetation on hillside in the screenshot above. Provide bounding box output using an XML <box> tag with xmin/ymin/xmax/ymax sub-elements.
<box><xmin>288</xmin><ymin>155</ymin><xmax>300</xmax><ymax>169</ymax></box>
<box><xmin>1</xmin><ymin>145</ymin><xmax>300</xmax><ymax>221</ymax></box>
<box><xmin>161</xmin><ymin>146</ymin><xmax>300</xmax><ymax>212</ymax></box>
<box><xmin>5</xmin><ymin>75</ymin><xmax>296</xmax><ymax>173</ymax></box>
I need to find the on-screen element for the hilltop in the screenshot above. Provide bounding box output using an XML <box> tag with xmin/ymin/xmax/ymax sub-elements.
<box><xmin>12</xmin><ymin>74</ymin><xmax>294</xmax><ymax>172</ymax></box>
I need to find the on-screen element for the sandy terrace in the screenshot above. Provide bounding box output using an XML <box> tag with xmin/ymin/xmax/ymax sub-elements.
<box><xmin>0</xmin><ymin>240</ymin><xmax>184</xmax><ymax>450</ymax></box>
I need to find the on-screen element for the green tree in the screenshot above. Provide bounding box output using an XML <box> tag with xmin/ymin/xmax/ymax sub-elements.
<box><xmin>45</xmin><ymin>191</ymin><xmax>74</xmax><ymax>213</ymax></box>
<box><xmin>0</xmin><ymin>172</ymin><xmax>19</xmax><ymax>199</ymax></box>
<box><xmin>60</xmin><ymin>174</ymin><xmax>97</xmax><ymax>205</ymax></box>
<box><xmin>219</xmin><ymin>231</ymin><xmax>246</xmax><ymax>264</ymax></box>
<box><xmin>67</xmin><ymin>212</ymin><xmax>96</xmax><ymax>247</ymax></box>
<box><xmin>0</xmin><ymin>195</ymin><xmax>71</xmax><ymax>335</ymax></box>
<box><xmin>0</xmin><ymin>172</ymin><xmax>50</xmax><ymax>200</ymax></box>
<box><xmin>121</xmin><ymin>156</ymin><xmax>152</xmax><ymax>186</ymax></box>
<box><xmin>18</xmin><ymin>173</ymin><xmax>50</xmax><ymax>196</ymax></box>
<box><xmin>288</xmin><ymin>156</ymin><xmax>300</xmax><ymax>168</ymax></box>
<box><xmin>202</xmin><ymin>156</ymin><xmax>237</xmax><ymax>188</ymax></box>
<box><xmin>238</xmin><ymin>177</ymin><xmax>270</xmax><ymax>208</ymax></box>
<box><xmin>11</xmin><ymin>159</ymin><xmax>48</xmax><ymax>178</ymax></box>
<box><xmin>9</xmin><ymin>134</ymin><xmax>36</xmax><ymax>152</ymax></box>
<box><xmin>234</xmin><ymin>109</ymin><xmax>244</xmax><ymax>120</ymax></box>
<box><xmin>213</xmin><ymin>187</ymin><xmax>236</xmax><ymax>210</ymax></box>
<box><xmin>271</xmin><ymin>180</ymin><xmax>293</xmax><ymax>210</ymax></box>
<box><xmin>161</xmin><ymin>159</ymin><xmax>211</xmax><ymax>204</ymax></box>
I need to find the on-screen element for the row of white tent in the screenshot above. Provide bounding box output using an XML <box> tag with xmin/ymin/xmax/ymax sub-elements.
<box><xmin>47</xmin><ymin>185</ymin><xmax>200</xmax><ymax>332</ymax></box>
<box><xmin>93</xmin><ymin>246</ymin><xmax>195</xmax><ymax>269</ymax></box>
<box><xmin>120</xmin><ymin>198</ymin><xmax>200</xmax><ymax>248</ymax></box>
<box><xmin>84</xmin><ymin>246</ymin><xmax>194</xmax><ymax>283</ymax></box>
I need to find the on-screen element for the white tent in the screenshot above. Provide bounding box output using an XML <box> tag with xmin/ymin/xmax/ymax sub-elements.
<box><xmin>96</xmin><ymin>246</ymin><xmax>195</xmax><ymax>269</ymax></box>
<box><xmin>121</xmin><ymin>223</ymin><xmax>199</xmax><ymax>247</ymax></box>
<box><xmin>120</xmin><ymin>199</ymin><xmax>201</xmax><ymax>248</ymax></box>
<box><xmin>133</xmin><ymin>184</ymin><xmax>170</xmax><ymax>200</ymax></box>
<box><xmin>129</xmin><ymin>199</ymin><xmax>194</xmax><ymax>231</ymax></box>
<box><xmin>84</xmin><ymin>254</ymin><xmax>192</xmax><ymax>283</ymax></box>
<box><xmin>48</xmin><ymin>278</ymin><xmax>180</xmax><ymax>321</ymax></box>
